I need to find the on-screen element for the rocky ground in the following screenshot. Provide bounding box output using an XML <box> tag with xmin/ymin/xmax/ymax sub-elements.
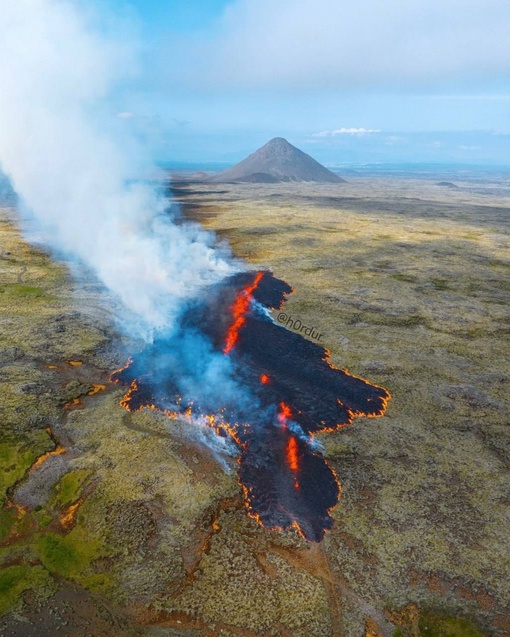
<box><xmin>0</xmin><ymin>173</ymin><xmax>508</xmax><ymax>636</ymax></box>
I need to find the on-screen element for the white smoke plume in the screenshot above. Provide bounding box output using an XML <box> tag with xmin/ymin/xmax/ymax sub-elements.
<box><xmin>0</xmin><ymin>0</ymin><xmax>235</xmax><ymax>335</ymax></box>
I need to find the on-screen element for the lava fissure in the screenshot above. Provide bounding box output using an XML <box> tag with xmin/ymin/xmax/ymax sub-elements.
<box><xmin>112</xmin><ymin>271</ymin><xmax>390</xmax><ymax>542</ymax></box>
<box><xmin>223</xmin><ymin>271</ymin><xmax>264</xmax><ymax>354</ymax></box>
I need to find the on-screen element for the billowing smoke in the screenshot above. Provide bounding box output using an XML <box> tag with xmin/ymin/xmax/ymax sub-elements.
<box><xmin>0</xmin><ymin>1</ymin><xmax>390</xmax><ymax>541</ymax></box>
<box><xmin>0</xmin><ymin>0</ymin><xmax>235</xmax><ymax>335</ymax></box>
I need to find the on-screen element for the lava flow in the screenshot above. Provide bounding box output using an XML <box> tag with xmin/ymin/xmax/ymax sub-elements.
<box><xmin>112</xmin><ymin>270</ymin><xmax>390</xmax><ymax>542</ymax></box>
<box><xmin>224</xmin><ymin>271</ymin><xmax>264</xmax><ymax>354</ymax></box>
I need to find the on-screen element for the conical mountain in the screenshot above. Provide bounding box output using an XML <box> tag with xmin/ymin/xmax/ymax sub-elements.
<box><xmin>208</xmin><ymin>137</ymin><xmax>345</xmax><ymax>184</ymax></box>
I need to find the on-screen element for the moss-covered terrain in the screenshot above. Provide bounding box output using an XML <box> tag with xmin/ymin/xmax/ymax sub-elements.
<box><xmin>172</xmin><ymin>175</ymin><xmax>509</xmax><ymax>636</ymax></box>
<box><xmin>0</xmin><ymin>171</ymin><xmax>508</xmax><ymax>636</ymax></box>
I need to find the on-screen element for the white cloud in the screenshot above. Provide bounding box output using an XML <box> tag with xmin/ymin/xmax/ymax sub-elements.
<box><xmin>312</xmin><ymin>128</ymin><xmax>381</xmax><ymax>137</ymax></box>
<box><xmin>177</xmin><ymin>0</ymin><xmax>510</xmax><ymax>91</ymax></box>
<box><xmin>116</xmin><ymin>111</ymin><xmax>135</xmax><ymax>119</ymax></box>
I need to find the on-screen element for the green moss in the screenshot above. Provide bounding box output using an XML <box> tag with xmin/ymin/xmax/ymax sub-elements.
<box><xmin>80</xmin><ymin>572</ymin><xmax>116</xmax><ymax>596</ymax></box>
<box><xmin>392</xmin><ymin>273</ymin><xmax>418</xmax><ymax>283</ymax></box>
<box><xmin>496</xmin><ymin>279</ymin><xmax>510</xmax><ymax>292</ymax></box>
<box><xmin>36</xmin><ymin>526</ymin><xmax>104</xmax><ymax>583</ymax></box>
<box><xmin>58</xmin><ymin>380</ymin><xmax>93</xmax><ymax>404</ymax></box>
<box><xmin>52</xmin><ymin>470</ymin><xmax>91</xmax><ymax>508</ymax></box>
<box><xmin>419</xmin><ymin>612</ymin><xmax>485</xmax><ymax>637</ymax></box>
<box><xmin>0</xmin><ymin>564</ymin><xmax>50</xmax><ymax>616</ymax></box>
<box><xmin>363</xmin><ymin>312</ymin><xmax>428</xmax><ymax>328</ymax></box>
<box><xmin>488</xmin><ymin>259</ymin><xmax>510</xmax><ymax>269</ymax></box>
<box><xmin>0</xmin><ymin>508</ymin><xmax>19</xmax><ymax>542</ymax></box>
<box><xmin>0</xmin><ymin>431</ymin><xmax>54</xmax><ymax>503</ymax></box>
<box><xmin>1</xmin><ymin>284</ymin><xmax>52</xmax><ymax>299</ymax></box>
<box><xmin>34</xmin><ymin>508</ymin><xmax>54</xmax><ymax>529</ymax></box>
<box><xmin>430</xmin><ymin>278</ymin><xmax>450</xmax><ymax>290</ymax></box>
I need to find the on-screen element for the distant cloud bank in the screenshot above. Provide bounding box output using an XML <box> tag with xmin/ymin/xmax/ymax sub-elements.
<box><xmin>312</xmin><ymin>128</ymin><xmax>381</xmax><ymax>137</ymax></box>
<box><xmin>167</xmin><ymin>0</ymin><xmax>510</xmax><ymax>92</ymax></box>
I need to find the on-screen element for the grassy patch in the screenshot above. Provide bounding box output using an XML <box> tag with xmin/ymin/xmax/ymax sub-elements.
<box><xmin>0</xmin><ymin>507</ymin><xmax>20</xmax><ymax>542</ymax></box>
<box><xmin>430</xmin><ymin>278</ymin><xmax>450</xmax><ymax>291</ymax></box>
<box><xmin>418</xmin><ymin>612</ymin><xmax>485</xmax><ymax>637</ymax></box>
<box><xmin>364</xmin><ymin>312</ymin><xmax>429</xmax><ymax>328</ymax></box>
<box><xmin>180</xmin><ymin>181</ymin><xmax>509</xmax><ymax>633</ymax></box>
<box><xmin>36</xmin><ymin>526</ymin><xmax>104</xmax><ymax>582</ymax></box>
<box><xmin>58</xmin><ymin>380</ymin><xmax>93</xmax><ymax>405</ymax></box>
<box><xmin>52</xmin><ymin>470</ymin><xmax>91</xmax><ymax>508</ymax></box>
<box><xmin>392</xmin><ymin>273</ymin><xmax>419</xmax><ymax>283</ymax></box>
<box><xmin>0</xmin><ymin>564</ymin><xmax>50</xmax><ymax>616</ymax></box>
<box><xmin>0</xmin><ymin>431</ymin><xmax>54</xmax><ymax>504</ymax></box>
<box><xmin>1</xmin><ymin>284</ymin><xmax>52</xmax><ymax>300</ymax></box>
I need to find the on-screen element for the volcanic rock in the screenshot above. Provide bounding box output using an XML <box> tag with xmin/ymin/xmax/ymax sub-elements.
<box><xmin>208</xmin><ymin>137</ymin><xmax>345</xmax><ymax>184</ymax></box>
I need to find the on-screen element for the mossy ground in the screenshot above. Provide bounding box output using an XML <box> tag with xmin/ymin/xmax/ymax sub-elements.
<box><xmin>418</xmin><ymin>612</ymin><xmax>485</xmax><ymax>637</ymax></box>
<box><xmin>51</xmin><ymin>469</ymin><xmax>91</xmax><ymax>507</ymax></box>
<box><xmin>390</xmin><ymin>604</ymin><xmax>485</xmax><ymax>637</ymax></box>
<box><xmin>0</xmin><ymin>207</ymin><xmax>129</xmax><ymax>632</ymax></box>
<box><xmin>0</xmin><ymin>431</ymin><xmax>53</xmax><ymax>505</ymax></box>
<box><xmin>0</xmin><ymin>564</ymin><xmax>51</xmax><ymax>616</ymax></box>
<box><xmin>174</xmin><ymin>175</ymin><xmax>509</xmax><ymax>636</ymax></box>
<box><xmin>0</xmin><ymin>172</ymin><xmax>508</xmax><ymax>637</ymax></box>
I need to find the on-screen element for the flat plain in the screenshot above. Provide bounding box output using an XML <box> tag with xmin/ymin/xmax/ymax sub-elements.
<box><xmin>0</xmin><ymin>171</ymin><xmax>508</xmax><ymax>637</ymax></box>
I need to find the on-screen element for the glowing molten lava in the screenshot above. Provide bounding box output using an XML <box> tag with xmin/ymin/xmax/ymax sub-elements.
<box><xmin>278</xmin><ymin>402</ymin><xmax>292</xmax><ymax>426</ymax></box>
<box><xmin>286</xmin><ymin>434</ymin><xmax>301</xmax><ymax>490</ymax></box>
<box><xmin>224</xmin><ymin>271</ymin><xmax>264</xmax><ymax>354</ymax></box>
<box><xmin>286</xmin><ymin>436</ymin><xmax>299</xmax><ymax>472</ymax></box>
<box><xmin>112</xmin><ymin>270</ymin><xmax>390</xmax><ymax>542</ymax></box>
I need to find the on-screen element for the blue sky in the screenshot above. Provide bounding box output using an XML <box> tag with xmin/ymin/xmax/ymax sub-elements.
<box><xmin>105</xmin><ymin>0</ymin><xmax>510</xmax><ymax>164</ymax></box>
<box><xmin>130</xmin><ymin>0</ymin><xmax>230</xmax><ymax>34</ymax></box>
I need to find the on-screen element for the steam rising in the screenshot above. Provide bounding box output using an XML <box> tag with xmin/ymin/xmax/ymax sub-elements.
<box><xmin>0</xmin><ymin>2</ymin><xmax>390</xmax><ymax>540</ymax></box>
<box><xmin>0</xmin><ymin>0</ymin><xmax>235</xmax><ymax>334</ymax></box>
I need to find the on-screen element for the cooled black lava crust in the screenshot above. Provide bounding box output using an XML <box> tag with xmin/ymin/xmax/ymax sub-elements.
<box><xmin>112</xmin><ymin>271</ymin><xmax>390</xmax><ymax>542</ymax></box>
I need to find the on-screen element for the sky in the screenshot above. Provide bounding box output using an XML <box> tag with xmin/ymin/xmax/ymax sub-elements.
<box><xmin>99</xmin><ymin>0</ymin><xmax>510</xmax><ymax>163</ymax></box>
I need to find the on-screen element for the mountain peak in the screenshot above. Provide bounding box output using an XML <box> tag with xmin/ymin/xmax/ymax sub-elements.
<box><xmin>208</xmin><ymin>138</ymin><xmax>345</xmax><ymax>184</ymax></box>
<box><xmin>265</xmin><ymin>137</ymin><xmax>292</xmax><ymax>146</ymax></box>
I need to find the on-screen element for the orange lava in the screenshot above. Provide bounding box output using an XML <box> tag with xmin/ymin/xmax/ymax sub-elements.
<box><xmin>286</xmin><ymin>436</ymin><xmax>299</xmax><ymax>472</ymax></box>
<box><xmin>66</xmin><ymin>360</ymin><xmax>83</xmax><ymax>367</ymax></box>
<box><xmin>87</xmin><ymin>384</ymin><xmax>106</xmax><ymax>396</ymax></box>
<box><xmin>4</xmin><ymin>499</ymin><xmax>27</xmax><ymax>519</ymax></box>
<box><xmin>260</xmin><ymin>373</ymin><xmax>270</xmax><ymax>384</ymax></box>
<box><xmin>110</xmin><ymin>357</ymin><xmax>133</xmax><ymax>382</ymax></box>
<box><xmin>30</xmin><ymin>444</ymin><xmax>66</xmax><ymax>471</ymax></box>
<box><xmin>46</xmin><ymin>365</ymin><xmax>58</xmax><ymax>370</ymax></box>
<box><xmin>1</xmin><ymin>500</ymin><xmax>30</xmax><ymax>545</ymax></box>
<box><xmin>223</xmin><ymin>272</ymin><xmax>264</xmax><ymax>354</ymax></box>
<box><xmin>278</xmin><ymin>401</ymin><xmax>292</xmax><ymax>427</ymax></box>
<box><xmin>64</xmin><ymin>398</ymin><xmax>83</xmax><ymax>411</ymax></box>
<box><xmin>59</xmin><ymin>499</ymin><xmax>83</xmax><ymax>532</ymax></box>
<box><xmin>240</xmin><ymin>480</ymin><xmax>306</xmax><ymax>538</ymax></box>
<box><xmin>118</xmin><ymin>379</ymin><xmax>184</xmax><ymax>421</ymax></box>
<box><xmin>119</xmin><ymin>379</ymin><xmax>138</xmax><ymax>410</ymax></box>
